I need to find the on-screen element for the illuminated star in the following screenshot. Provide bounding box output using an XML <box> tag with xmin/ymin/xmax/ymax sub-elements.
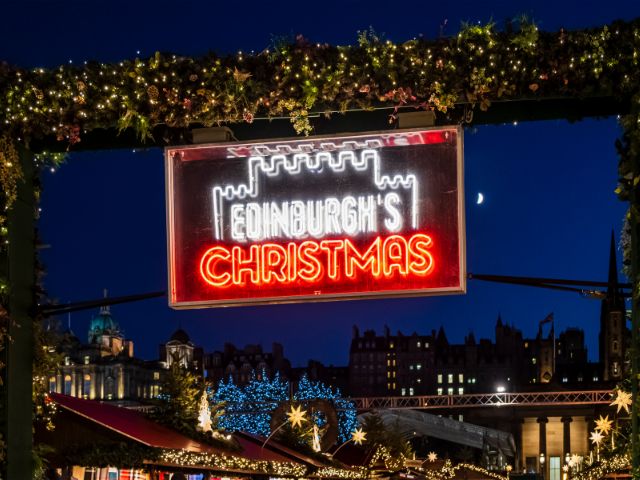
<box><xmin>506</xmin><ymin>465</ymin><xmax>512</xmax><ymax>473</ymax></box>
<box><xmin>562</xmin><ymin>465</ymin><xmax>569</xmax><ymax>472</ymax></box>
<box><xmin>595</xmin><ymin>415</ymin><xmax>613</xmax><ymax>435</ymax></box>
<box><xmin>351</xmin><ymin>428</ymin><xmax>367</xmax><ymax>445</ymax></box>
<box><xmin>287</xmin><ymin>404</ymin><xmax>307</xmax><ymax>428</ymax></box>
<box><xmin>571</xmin><ymin>454</ymin><xmax>582</xmax><ymax>466</ymax></box>
<box><xmin>610</xmin><ymin>390</ymin><xmax>633</xmax><ymax>414</ymax></box>
<box><xmin>590</xmin><ymin>430</ymin><xmax>604</xmax><ymax>445</ymax></box>
<box><xmin>427</xmin><ymin>452</ymin><xmax>438</xmax><ymax>463</ymax></box>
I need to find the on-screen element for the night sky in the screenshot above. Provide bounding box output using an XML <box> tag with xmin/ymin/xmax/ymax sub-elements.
<box><xmin>2</xmin><ymin>0</ymin><xmax>640</xmax><ymax>367</ymax></box>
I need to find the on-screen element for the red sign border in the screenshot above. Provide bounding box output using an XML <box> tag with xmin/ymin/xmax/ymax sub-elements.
<box><xmin>165</xmin><ymin>126</ymin><xmax>466</xmax><ymax>309</ymax></box>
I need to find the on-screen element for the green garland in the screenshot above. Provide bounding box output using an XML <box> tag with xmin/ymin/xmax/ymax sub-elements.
<box><xmin>0</xmin><ymin>17</ymin><xmax>639</xmax><ymax>143</ymax></box>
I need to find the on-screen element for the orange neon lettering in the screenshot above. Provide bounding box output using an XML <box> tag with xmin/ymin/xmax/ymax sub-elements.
<box><xmin>232</xmin><ymin>245</ymin><xmax>260</xmax><ymax>285</ymax></box>
<box><xmin>408</xmin><ymin>234</ymin><xmax>435</xmax><ymax>275</ymax></box>
<box><xmin>344</xmin><ymin>237</ymin><xmax>381</xmax><ymax>278</ymax></box>
<box><xmin>260</xmin><ymin>244</ymin><xmax>288</xmax><ymax>284</ymax></box>
<box><xmin>287</xmin><ymin>242</ymin><xmax>298</xmax><ymax>282</ymax></box>
<box><xmin>200</xmin><ymin>246</ymin><xmax>232</xmax><ymax>287</ymax></box>
<box><xmin>198</xmin><ymin>233</ymin><xmax>436</xmax><ymax>289</ymax></box>
<box><xmin>383</xmin><ymin>236</ymin><xmax>409</xmax><ymax>276</ymax></box>
<box><xmin>319</xmin><ymin>240</ymin><xmax>345</xmax><ymax>280</ymax></box>
<box><xmin>297</xmin><ymin>241</ymin><xmax>323</xmax><ymax>282</ymax></box>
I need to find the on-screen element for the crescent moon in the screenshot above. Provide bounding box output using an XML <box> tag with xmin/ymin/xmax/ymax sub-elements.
<box><xmin>476</xmin><ymin>192</ymin><xmax>484</xmax><ymax>205</ymax></box>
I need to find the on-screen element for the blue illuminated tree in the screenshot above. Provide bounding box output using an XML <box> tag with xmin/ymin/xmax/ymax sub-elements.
<box><xmin>212</xmin><ymin>372</ymin><xmax>357</xmax><ymax>442</ymax></box>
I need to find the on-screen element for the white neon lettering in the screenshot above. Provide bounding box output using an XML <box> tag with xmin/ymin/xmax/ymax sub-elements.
<box><xmin>290</xmin><ymin>201</ymin><xmax>306</xmax><ymax>238</ymax></box>
<box><xmin>231</xmin><ymin>204</ymin><xmax>246</xmax><ymax>241</ymax></box>
<box><xmin>384</xmin><ymin>193</ymin><xmax>402</xmax><ymax>232</ymax></box>
<box><xmin>214</xmin><ymin>149</ymin><xmax>419</xmax><ymax>241</ymax></box>
<box><xmin>341</xmin><ymin>196</ymin><xmax>358</xmax><ymax>235</ymax></box>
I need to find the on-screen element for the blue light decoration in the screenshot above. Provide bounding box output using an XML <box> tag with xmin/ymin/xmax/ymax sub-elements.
<box><xmin>212</xmin><ymin>372</ymin><xmax>357</xmax><ymax>442</ymax></box>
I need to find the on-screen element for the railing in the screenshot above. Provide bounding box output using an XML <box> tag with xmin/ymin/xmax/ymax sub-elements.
<box><xmin>351</xmin><ymin>390</ymin><xmax>613</xmax><ymax>410</ymax></box>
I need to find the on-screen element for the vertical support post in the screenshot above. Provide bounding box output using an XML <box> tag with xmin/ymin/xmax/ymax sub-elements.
<box><xmin>537</xmin><ymin>417</ymin><xmax>547</xmax><ymax>478</ymax></box>
<box><xmin>1</xmin><ymin>145</ymin><xmax>35</xmax><ymax>479</ymax></box>
<box><xmin>631</xmin><ymin>174</ymin><xmax>640</xmax><ymax>477</ymax></box>
<box><xmin>561</xmin><ymin>417</ymin><xmax>572</xmax><ymax>463</ymax></box>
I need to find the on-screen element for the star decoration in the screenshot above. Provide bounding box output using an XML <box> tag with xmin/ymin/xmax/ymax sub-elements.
<box><xmin>595</xmin><ymin>415</ymin><xmax>613</xmax><ymax>435</ymax></box>
<box><xmin>590</xmin><ymin>430</ymin><xmax>604</xmax><ymax>445</ymax></box>
<box><xmin>562</xmin><ymin>465</ymin><xmax>569</xmax><ymax>472</ymax></box>
<box><xmin>571</xmin><ymin>454</ymin><xmax>581</xmax><ymax>466</ymax></box>
<box><xmin>610</xmin><ymin>390</ymin><xmax>633</xmax><ymax>414</ymax></box>
<box><xmin>568</xmin><ymin>459</ymin><xmax>575</xmax><ymax>468</ymax></box>
<box><xmin>287</xmin><ymin>405</ymin><xmax>307</xmax><ymax>428</ymax></box>
<box><xmin>351</xmin><ymin>428</ymin><xmax>367</xmax><ymax>445</ymax></box>
<box><xmin>427</xmin><ymin>452</ymin><xmax>438</xmax><ymax>463</ymax></box>
<box><xmin>506</xmin><ymin>465</ymin><xmax>512</xmax><ymax>473</ymax></box>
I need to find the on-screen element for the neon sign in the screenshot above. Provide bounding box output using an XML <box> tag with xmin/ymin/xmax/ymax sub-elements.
<box><xmin>166</xmin><ymin>127</ymin><xmax>465</xmax><ymax>308</ymax></box>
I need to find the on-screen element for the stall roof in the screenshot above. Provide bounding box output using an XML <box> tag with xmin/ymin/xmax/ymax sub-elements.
<box><xmin>48</xmin><ymin>393</ymin><xmax>293</xmax><ymax>463</ymax></box>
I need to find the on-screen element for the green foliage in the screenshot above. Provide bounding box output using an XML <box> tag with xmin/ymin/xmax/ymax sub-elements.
<box><xmin>361</xmin><ymin>411</ymin><xmax>413</xmax><ymax>459</ymax></box>
<box><xmin>149</xmin><ymin>359</ymin><xmax>201</xmax><ymax>434</ymax></box>
<box><xmin>1</xmin><ymin>17</ymin><xmax>640</xmax><ymax>143</ymax></box>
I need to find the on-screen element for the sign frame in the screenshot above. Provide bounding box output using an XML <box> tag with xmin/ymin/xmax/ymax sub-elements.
<box><xmin>165</xmin><ymin>126</ymin><xmax>466</xmax><ymax>309</ymax></box>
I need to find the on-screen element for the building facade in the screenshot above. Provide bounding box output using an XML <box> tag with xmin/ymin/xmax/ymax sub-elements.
<box><xmin>51</xmin><ymin>304</ymin><xmax>164</xmax><ymax>404</ymax></box>
<box><xmin>204</xmin><ymin>342</ymin><xmax>292</xmax><ymax>385</ymax></box>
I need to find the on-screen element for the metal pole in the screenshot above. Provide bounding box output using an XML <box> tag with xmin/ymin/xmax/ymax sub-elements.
<box><xmin>1</xmin><ymin>145</ymin><xmax>35</xmax><ymax>479</ymax></box>
<box><xmin>631</xmin><ymin>169</ymin><xmax>640</xmax><ymax>477</ymax></box>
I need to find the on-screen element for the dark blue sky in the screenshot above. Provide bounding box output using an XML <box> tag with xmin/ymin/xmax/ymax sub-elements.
<box><xmin>2</xmin><ymin>0</ymin><xmax>639</xmax><ymax>366</ymax></box>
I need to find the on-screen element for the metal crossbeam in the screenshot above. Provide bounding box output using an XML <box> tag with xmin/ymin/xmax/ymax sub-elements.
<box><xmin>351</xmin><ymin>390</ymin><xmax>613</xmax><ymax>410</ymax></box>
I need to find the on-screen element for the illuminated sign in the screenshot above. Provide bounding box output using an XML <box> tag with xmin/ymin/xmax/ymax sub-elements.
<box><xmin>166</xmin><ymin>127</ymin><xmax>465</xmax><ymax>308</ymax></box>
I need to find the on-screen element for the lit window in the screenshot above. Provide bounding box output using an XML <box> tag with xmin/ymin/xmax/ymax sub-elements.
<box><xmin>458</xmin><ymin>414</ymin><xmax>464</xmax><ymax>422</ymax></box>
<box><xmin>593</xmin><ymin>376</ymin><xmax>599</xmax><ymax>382</ymax></box>
<box><xmin>577</xmin><ymin>376</ymin><xmax>583</xmax><ymax>382</ymax></box>
<box><xmin>393</xmin><ymin>371</ymin><xmax>396</xmax><ymax>378</ymax></box>
<box><xmin>48</xmin><ymin>377</ymin><xmax>56</xmax><ymax>392</ymax></box>
<box><xmin>390</xmin><ymin>342</ymin><xmax>394</xmax><ymax>349</ymax></box>
<box><xmin>409</xmin><ymin>365</ymin><xmax>414</xmax><ymax>371</ymax></box>
<box><xmin>425</xmin><ymin>342</ymin><xmax>429</xmax><ymax>348</ymax></box>
<box><xmin>387</xmin><ymin>371</ymin><xmax>391</xmax><ymax>378</ymax></box>
<box><xmin>83</xmin><ymin>356</ymin><xmax>90</xmax><ymax>365</ymax></box>
<box><xmin>387</xmin><ymin>359</ymin><xmax>391</xmax><ymax>367</ymax></box>
<box><xmin>402</xmin><ymin>388</ymin><xmax>406</xmax><ymax>396</ymax></box>
<box><xmin>409</xmin><ymin>388</ymin><xmax>414</xmax><ymax>396</ymax></box>
<box><xmin>437</xmin><ymin>388</ymin><xmax>443</xmax><ymax>395</ymax></box>
<box><xmin>532</xmin><ymin>357</ymin><xmax>537</xmax><ymax>364</ymax></box>
<box><xmin>458</xmin><ymin>387</ymin><xmax>464</xmax><ymax>395</ymax></box>
<box><xmin>447</xmin><ymin>374</ymin><xmax>453</xmax><ymax>384</ymax></box>
<box><xmin>417</xmin><ymin>364</ymin><xmax>422</xmax><ymax>371</ymax></box>
<box><xmin>458</xmin><ymin>373</ymin><xmax>463</xmax><ymax>383</ymax></box>
<box><xmin>437</xmin><ymin>374</ymin><xmax>443</xmax><ymax>384</ymax></box>
<box><xmin>472</xmin><ymin>378</ymin><xmax>476</xmax><ymax>384</ymax></box>
<box><xmin>387</xmin><ymin>383</ymin><xmax>391</xmax><ymax>390</ymax></box>
<box><xmin>417</xmin><ymin>341</ymin><xmax>421</xmax><ymax>348</ymax></box>
<box><xmin>562</xmin><ymin>377</ymin><xmax>568</xmax><ymax>383</ymax></box>
<box><xmin>64</xmin><ymin>356</ymin><xmax>70</xmax><ymax>366</ymax></box>
<box><xmin>417</xmin><ymin>378</ymin><xmax>422</xmax><ymax>383</ymax></box>
<box><xmin>393</xmin><ymin>359</ymin><xmax>396</xmax><ymax>366</ymax></box>
<box><xmin>447</xmin><ymin>387</ymin><xmax>454</xmax><ymax>395</ymax></box>
<box><xmin>392</xmin><ymin>382</ymin><xmax>396</xmax><ymax>390</ymax></box>
<box><xmin>153</xmin><ymin>371</ymin><xmax>160</xmax><ymax>380</ymax></box>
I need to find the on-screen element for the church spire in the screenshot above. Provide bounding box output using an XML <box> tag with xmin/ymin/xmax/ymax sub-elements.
<box><xmin>607</xmin><ymin>230</ymin><xmax>619</xmax><ymax>294</ymax></box>
<box><xmin>100</xmin><ymin>288</ymin><xmax>110</xmax><ymax>315</ymax></box>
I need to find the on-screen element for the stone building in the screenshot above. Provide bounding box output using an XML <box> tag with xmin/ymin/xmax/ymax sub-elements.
<box><xmin>51</xmin><ymin>303</ymin><xmax>163</xmax><ymax>404</ymax></box>
<box><xmin>204</xmin><ymin>342</ymin><xmax>292</xmax><ymax>385</ymax></box>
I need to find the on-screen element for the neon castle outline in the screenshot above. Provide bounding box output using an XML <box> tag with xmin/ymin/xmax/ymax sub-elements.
<box><xmin>211</xmin><ymin>144</ymin><xmax>419</xmax><ymax>242</ymax></box>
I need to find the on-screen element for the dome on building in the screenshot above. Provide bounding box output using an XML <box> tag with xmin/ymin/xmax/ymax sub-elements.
<box><xmin>88</xmin><ymin>303</ymin><xmax>121</xmax><ymax>344</ymax></box>
<box><xmin>170</xmin><ymin>328</ymin><xmax>191</xmax><ymax>344</ymax></box>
